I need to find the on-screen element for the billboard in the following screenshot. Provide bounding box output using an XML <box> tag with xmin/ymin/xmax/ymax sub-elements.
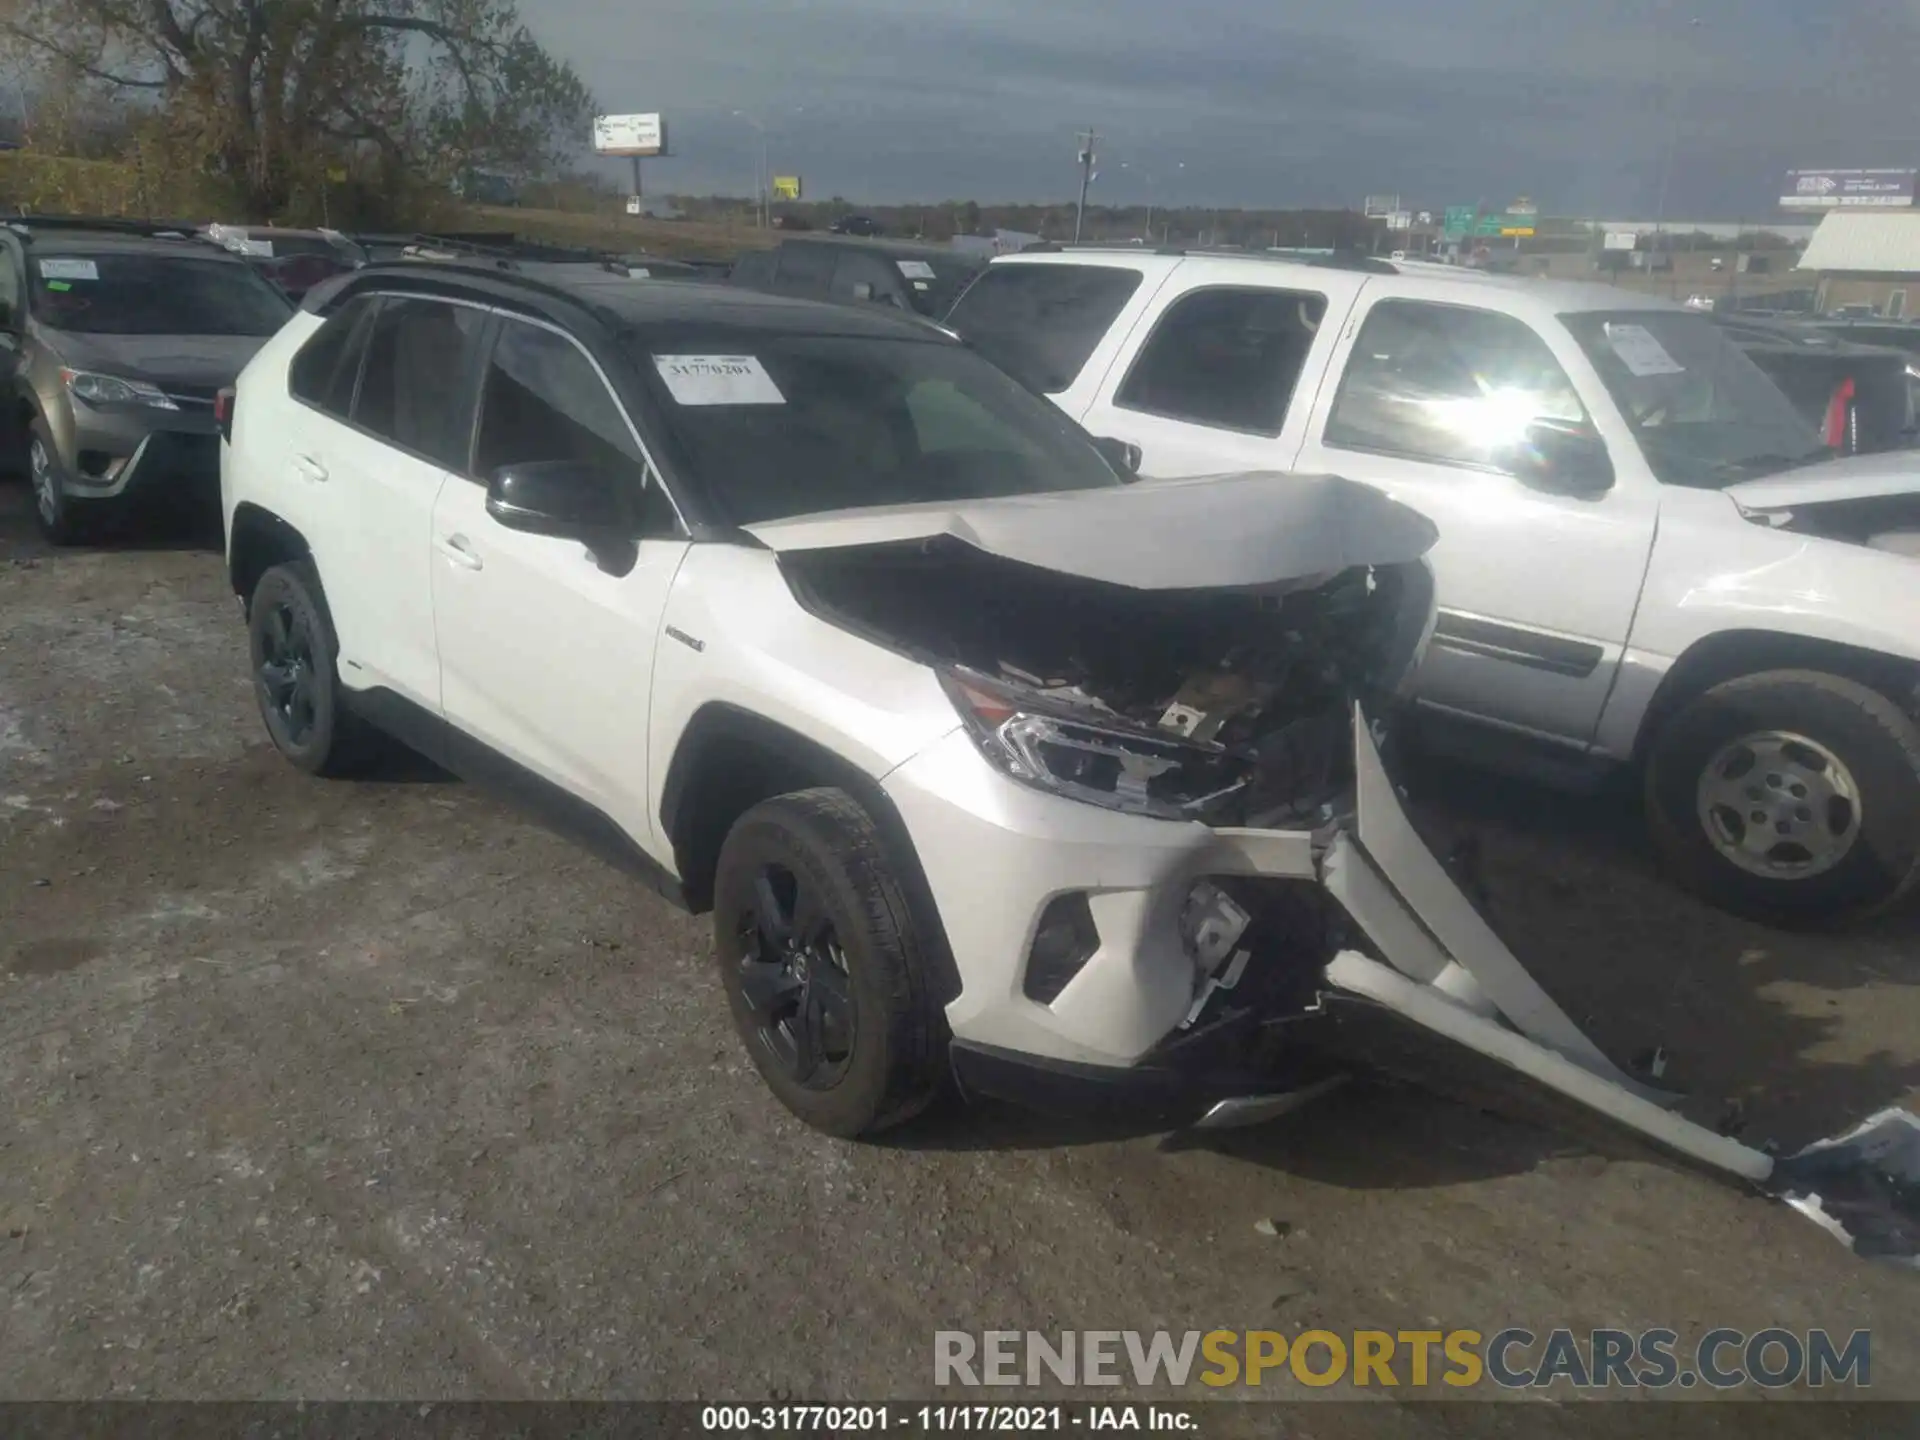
<box><xmin>1363</xmin><ymin>193</ymin><xmax>1400</xmax><ymax>219</ymax></box>
<box><xmin>593</xmin><ymin>113</ymin><xmax>666</xmax><ymax>157</ymax></box>
<box><xmin>772</xmin><ymin>175</ymin><xmax>803</xmax><ymax>201</ymax></box>
<box><xmin>1386</xmin><ymin>211</ymin><xmax>1413</xmax><ymax>231</ymax></box>
<box><xmin>1781</xmin><ymin>168</ymin><xmax>1916</xmax><ymax>210</ymax></box>
<box><xmin>1604</xmin><ymin>231</ymin><xmax>1639</xmax><ymax>251</ymax></box>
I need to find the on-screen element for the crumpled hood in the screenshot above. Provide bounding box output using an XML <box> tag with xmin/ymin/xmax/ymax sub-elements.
<box><xmin>1725</xmin><ymin>449</ymin><xmax>1920</xmax><ymax>511</ymax></box>
<box><xmin>742</xmin><ymin>472</ymin><xmax>1439</xmax><ymax>590</ymax></box>
<box><xmin>48</xmin><ymin>332</ymin><xmax>272</xmax><ymax>391</ymax></box>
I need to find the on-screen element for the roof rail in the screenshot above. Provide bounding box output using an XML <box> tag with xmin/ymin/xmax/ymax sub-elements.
<box><xmin>391</xmin><ymin>231</ymin><xmax>627</xmax><ymax>266</ymax></box>
<box><xmin>1010</xmin><ymin>241</ymin><xmax>1398</xmax><ymax>273</ymax></box>
<box><xmin>4</xmin><ymin>212</ymin><xmax>206</xmax><ymax>240</ymax></box>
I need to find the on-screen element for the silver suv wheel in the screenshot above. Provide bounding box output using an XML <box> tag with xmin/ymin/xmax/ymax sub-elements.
<box><xmin>1695</xmin><ymin>729</ymin><xmax>1862</xmax><ymax>879</ymax></box>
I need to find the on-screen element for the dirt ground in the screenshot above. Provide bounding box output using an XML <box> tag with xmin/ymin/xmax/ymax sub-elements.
<box><xmin>1</xmin><ymin>481</ymin><xmax>1917</xmax><ymax>1421</ymax></box>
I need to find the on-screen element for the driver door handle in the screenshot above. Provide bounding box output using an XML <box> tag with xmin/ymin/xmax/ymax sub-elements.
<box><xmin>436</xmin><ymin>534</ymin><xmax>483</xmax><ymax>572</ymax></box>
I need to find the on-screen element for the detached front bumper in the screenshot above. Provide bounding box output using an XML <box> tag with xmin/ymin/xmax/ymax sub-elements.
<box><xmin>895</xmin><ymin>706</ymin><xmax>1920</xmax><ymax>1266</ymax></box>
<box><xmin>893</xmin><ymin>706</ymin><xmax>1670</xmax><ymax>1127</ymax></box>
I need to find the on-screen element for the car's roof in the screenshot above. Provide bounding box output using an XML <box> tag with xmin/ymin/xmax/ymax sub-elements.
<box><xmin>335</xmin><ymin>259</ymin><xmax>950</xmax><ymax>342</ymax></box>
<box><xmin>988</xmin><ymin>247</ymin><xmax>1686</xmax><ymax>316</ymax></box>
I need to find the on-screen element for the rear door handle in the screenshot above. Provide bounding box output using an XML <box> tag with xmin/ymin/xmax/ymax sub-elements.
<box><xmin>436</xmin><ymin>534</ymin><xmax>484</xmax><ymax>571</ymax></box>
<box><xmin>293</xmin><ymin>454</ymin><xmax>328</xmax><ymax>483</ymax></box>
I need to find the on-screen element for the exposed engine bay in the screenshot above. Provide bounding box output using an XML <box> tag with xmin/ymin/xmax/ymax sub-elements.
<box><xmin>1739</xmin><ymin>491</ymin><xmax>1920</xmax><ymax>555</ymax></box>
<box><xmin>783</xmin><ymin>535</ymin><xmax>1434</xmax><ymax>827</ymax></box>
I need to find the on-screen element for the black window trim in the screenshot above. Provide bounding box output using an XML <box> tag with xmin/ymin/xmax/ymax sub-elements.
<box><xmin>1320</xmin><ymin>295</ymin><xmax>1608</xmax><ymax>482</ymax></box>
<box><xmin>287</xmin><ymin>291</ymin><xmax>686</xmax><ymax>536</ymax></box>
<box><xmin>1111</xmin><ymin>281</ymin><xmax>1331</xmax><ymax>439</ymax></box>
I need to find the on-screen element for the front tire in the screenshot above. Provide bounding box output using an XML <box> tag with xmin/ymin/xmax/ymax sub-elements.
<box><xmin>28</xmin><ymin>422</ymin><xmax>101</xmax><ymax>547</ymax></box>
<box><xmin>247</xmin><ymin>561</ymin><xmax>379</xmax><ymax>778</ymax></box>
<box><xmin>1645</xmin><ymin>669</ymin><xmax>1920</xmax><ymax>924</ymax></box>
<box><xmin>713</xmin><ymin>789</ymin><xmax>947</xmax><ymax>1138</ymax></box>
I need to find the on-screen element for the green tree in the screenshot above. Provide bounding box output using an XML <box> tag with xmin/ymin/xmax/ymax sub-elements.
<box><xmin>0</xmin><ymin>0</ymin><xmax>595</xmax><ymax>220</ymax></box>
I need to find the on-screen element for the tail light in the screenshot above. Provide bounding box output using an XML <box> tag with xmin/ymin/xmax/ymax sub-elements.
<box><xmin>1824</xmin><ymin>377</ymin><xmax>1856</xmax><ymax>452</ymax></box>
<box><xmin>215</xmin><ymin>386</ymin><xmax>235</xmax><ymax>443</ymax></box>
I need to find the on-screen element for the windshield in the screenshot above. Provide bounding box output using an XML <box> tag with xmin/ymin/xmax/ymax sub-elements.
<box><xmin>1561</xmin><ymin>310</ymin><xmax>1829</xmax><ymax>488</ymax></box>
<box><xmin>632</xmin><ymin>331</ymin><xmax>1124</xmax><ymax>525</ymax></box>
<box><xmin>31</xmin><ymin>252</ymin><xmax>294</xmax><ymax>337</ymax></box>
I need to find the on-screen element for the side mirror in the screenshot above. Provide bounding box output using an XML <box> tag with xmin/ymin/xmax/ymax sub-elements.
<box><xmin>1508</xmin><ymin>421</ymin><xmax>1613</xmax><ymax>497</ymax></box>
<box><xmin>1091</xmin><ymin>435</ymin><xmax>1143</xmax><ymax>479</ymax></box>
<box><xmin>486</xmin><ymin>460</ymin><xmax>626</xmax><ymax>540</ymax></box>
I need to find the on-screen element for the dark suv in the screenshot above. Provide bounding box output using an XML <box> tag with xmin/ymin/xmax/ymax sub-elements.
<box><xmin>2</xmin><ymin>220</ymin><xmax>294</xmax><ymax>543</ymax></box>
<box><xmin>727</xmin><ymin>236</ymin><xmax>983</xmax><ymax>320</ymax></box>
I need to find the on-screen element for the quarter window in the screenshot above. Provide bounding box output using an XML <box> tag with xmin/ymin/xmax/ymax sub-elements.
<box><xmin>353</xmin><ymin>298</ymin><xmax>487</xmax><ymax>470</ymax></box>
<box><xmin>1325</xmin><ymin>300</ymin><xmax>1592</xmax><ymax>471</ymax></box>
<box><xmin>1115</xmin><ymin>286</ymin><xmax>1327</xmax><ymax>434</ymax></box>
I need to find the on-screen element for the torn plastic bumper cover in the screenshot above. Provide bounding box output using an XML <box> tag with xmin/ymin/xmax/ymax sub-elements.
<box><xmin>1315</xmin><ymin>706</ymin><xmax>1919</xmax><ymax>1269</ymax></box>
<box><xmin>978</xmin><ymin>705</ymin><xmax>1920</xmax><ymax>1268</ymax></box>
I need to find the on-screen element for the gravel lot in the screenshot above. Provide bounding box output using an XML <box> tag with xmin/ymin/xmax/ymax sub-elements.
<box><xmin>2</xmin><ymin>478</ymin><xmax>1917</xmax><ymax>1418</ymax></box>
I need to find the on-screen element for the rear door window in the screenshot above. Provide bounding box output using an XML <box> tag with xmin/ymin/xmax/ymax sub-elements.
<box><xmin>352</xmin><ymin>297</ymin><xmax>488</xmax><ymax>471</ymax></box>
<box><xmin>288</xmin><ymin>295</ymin><xmax>381</xmax><ymax>418</ymax></box>
<box><xmin>1115</xmin><ymin>285</ymin><xmax>1328</xmax><ymax>434</ymax></box>
<box><xmin>946</xmin><ymin>263</ymin><xmax>1144</xmax><ymax>393</ymax></box>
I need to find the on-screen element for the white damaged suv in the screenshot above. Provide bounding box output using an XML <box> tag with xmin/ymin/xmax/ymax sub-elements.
<box><xmin>216</xmin><ymin>260</ymin><xmax>1916</xmax><ymax>1263</ymax></box>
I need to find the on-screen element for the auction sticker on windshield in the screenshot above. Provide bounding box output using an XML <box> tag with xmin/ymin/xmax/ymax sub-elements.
<box><xmin>1604</xmin><ymin>323</ymin><xmax>1685</xmax><ymax>378</ymax></box>
<box><xmin>653</xmin><ymin>355</ymin><xmax>786</xmax><ymax>406</ymax></box>
<box><xmin>38</xmin><ymin>259</ymin><xmax>99</xmax><ymax>282</ymax></box>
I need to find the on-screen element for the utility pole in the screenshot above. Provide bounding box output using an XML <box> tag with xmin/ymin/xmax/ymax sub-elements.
<box><xmin>1074</xmin><ymin>128</ymin><xmax>1098</xmax><ymax>243</ymax></box>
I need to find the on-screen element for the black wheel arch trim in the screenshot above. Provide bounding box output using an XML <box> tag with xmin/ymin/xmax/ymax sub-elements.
<box><xmin>660</xmin><ymin>701</ymin><xmax>963</xmax><ymax>1007</ymax></box>
<box><xmin>227</xmin><ymin>503</ymin><xmax>317</xmax><ymax>610</ymax></box>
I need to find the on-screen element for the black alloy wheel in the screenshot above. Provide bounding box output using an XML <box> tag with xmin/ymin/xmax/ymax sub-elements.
<box><xmin>256</xmin><ymin>595</ymin><xmax>320</xmax><ymax>750</ymax></box>
<box><xmin>735</xmin><ymin>863</ymin><xmax>858</xmax><ymax>1090</ymax></box>
<box><xmin>711</xmin><ymin>788</ymin><xmax>947</xmax><ymax>1137</ymax></box>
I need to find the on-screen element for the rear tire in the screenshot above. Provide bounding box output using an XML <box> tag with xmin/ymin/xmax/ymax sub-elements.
<box><xmin>1644</xmin><ymin>669</ymin><xmax>1920</xmax><ymax>924</ymax></box>
<box><xmin>247</xmin><ymin>561</ymin><xmax>381</xmax><ymax>778</ymax></box>
<box><xmin>713</xmin><ymin>788</ymin><xmax>947</xmax><ymax>1138</ymax></box>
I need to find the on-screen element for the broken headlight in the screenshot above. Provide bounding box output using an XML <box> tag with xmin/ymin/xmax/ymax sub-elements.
<box><xmin>940</xmin><ymin>668</ymin><xmax>1254</xmax><ymax>822</ymax></box>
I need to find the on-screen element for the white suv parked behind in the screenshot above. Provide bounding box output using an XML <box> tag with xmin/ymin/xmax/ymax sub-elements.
<box><xmin>213</xmin><ymin>258</ymin><xmax>1916</xmax><ymax>1263</ymax></box>
<box><xmin>946</xmin><ymin>250</ymin><xmax>1920</xmax><ymax>923</ymax></box>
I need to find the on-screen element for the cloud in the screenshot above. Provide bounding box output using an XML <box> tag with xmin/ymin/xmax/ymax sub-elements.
<box><xmin>524</xmin><ymin>0</ymin><xmax>1920</xmax><ymax>216</ymax></box>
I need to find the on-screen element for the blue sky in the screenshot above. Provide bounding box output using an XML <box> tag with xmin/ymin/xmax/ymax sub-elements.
<box><xmin>529</xmin><ymin>0</ymin><xmax>1919</xmax><ymax>216</ymax></box>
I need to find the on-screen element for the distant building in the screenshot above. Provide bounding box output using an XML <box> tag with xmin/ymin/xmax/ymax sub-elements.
<box><xmin>1797</xmin><ymin>211</ymin><xmax>1920</xmax><ymax>317</ymax></box>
